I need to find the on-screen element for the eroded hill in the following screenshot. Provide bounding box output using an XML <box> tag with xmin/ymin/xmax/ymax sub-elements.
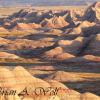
<box><xmin>0</xmin><ymin>2</ymin><xmax>100</xmax><ymax>100</ymax></box>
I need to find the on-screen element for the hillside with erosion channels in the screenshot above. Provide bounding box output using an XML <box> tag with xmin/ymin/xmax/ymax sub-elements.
<box><xmin>0</xmin><ymin>1</ymin><xmax>99</xmax><ymax>100</ymax></box>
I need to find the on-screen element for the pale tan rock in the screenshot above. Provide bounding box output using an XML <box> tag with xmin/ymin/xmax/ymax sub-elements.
<box><xmin>23</xmin><ymin>96</ymin><xmax>34</xmax><ymax>100</ymax></box>
<box><xmin>13</xmin><ymin>23</ymin><xmax>40</xmax><ymax>31</ymax></box>
<box><xmin>58</xmin><ymin>40</ymin><xmax>73</xmax><ymax>46</ymax></box>
<box><xmin>63</xmin><ymin>36</ymin><xmax>88</xmax><ymax>55</ymax></box>
<box><xmin>0</xmin><ymin>26</ymin><xmax>8</xmax><ymax>32</ymax></box>
<box><xmin>5</xmin><ymin>95</ymin><xmax>21</xmax><ymax>100</ymax></box>
<box><xmin>46</xmin><ymin>71</ymin><xmax>83</xmax><ymax>82</ymax></box>
<box><xmin>0</xmin><ymin>52</ymin><xmax>19</xmax><ymax>59</ymax></box>
<box><xmin>84</xmin><ymin>34</ymin><xmax>100</xmax><ymax>55</ymax></box>
<box><xmin>56</xmin><ymin>53</ymin><xmax>75</xmax><ymax>60</ymax></box>
<box><xmin>41</xmin><ymin>16</ymin><xmax>69</xmax><ymax>28</ymax></box>
<box><xmin>44</xmin><ymin>47</ymin><xmax>63</xmax><ymax>59</ymax></box>
<box><xmin>33</xmin><ymin>95</ymin><xmax>60</xmax><ymax>100</ymax></box>
<box><xmin>73</xmin><ymin>21</ymin><xmax>95</xmax><ymax>34</ymax></box>
<box><xmin>13</xmin><ymin>66</ymin><xmax>50</xmax><ymax>95</ymax></box>
<box><xmin>84</xmin><ymin>2</ymin><xmax>100</xmax><ymax>22</ymax></box>
<box><xmin>0</xmin><ymin>67</ymin><xmax>16</xmax><ymax>88</ymax></box>
<box><xmin>81</xmin><ymin>92</ymin><xmax>100</xmax><ymax>100</ymax></box>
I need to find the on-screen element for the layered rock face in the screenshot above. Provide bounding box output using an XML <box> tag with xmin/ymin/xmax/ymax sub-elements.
<box><xmin>0</xmin><ymin>2</ymin><xmax>99</xmax><ymax>61</ymax></box>
<box><xmin>0</xmin><ymin>52</ymin><xmax>19</xmax><ymax>59</ymax></box>
<box><xmin>0</xmin><ymin>2</ymin><xmax>99</xmax><ymax>100</ymax></box>
<box><xmin>83</xmin><ymin>2</ymin><xmax>100</xmax><ymax>22</ymax></box>
<box><xmin>0</xmin><ymin>67</ymin><xmax>99</xmax><ymax>100</ymax></box>
<box><xmin>41</xmin><ymin>16</ymin><xmax>69</xmax><ymax>28</ymax></box>
<box><xmin>12</xmin><ymin>23</ymin><xmax>41</xmax><ymax>31</ymax></box>
<box><xmin>0</xmin><ymin>2</ymin><xmax>99</xmax><ymax>31</ymax></box>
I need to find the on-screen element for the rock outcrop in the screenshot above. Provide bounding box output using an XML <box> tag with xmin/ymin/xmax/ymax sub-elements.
<box><xmin>12</xmin><ymin>23</ymin><xmax>41</xmax><ymax>31</ymax></box>
<box><xmin>0</xmin><ymin>52</ymin><xmax>19</xmax><ymax>59</ymax></box>
<box><xmin>45</xmin><ymin>71</ymin><xmax>83</xmax><ymax>82</ymax></box>
<box><xmin>0</xmin><ymin>67</ymin><xmax>99</xmax><ymax>100</ymax></box>
<box><xmin>41</xmin><ymin>16</ymin><xmax>69</xmax><ymax>28</ymax></box>
<box><xmin>83</xmin><ymin>2</ymin><xmax>100</xmax><ymax>22</ymax></box>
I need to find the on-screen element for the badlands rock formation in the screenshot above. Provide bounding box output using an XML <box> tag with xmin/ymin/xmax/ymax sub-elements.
<box><xmin>45</xmin><ymin>71</ymin><xmax>84</xmax><ymax>82</ymax></box>
<box><xmin>0</xmin><ymin>27</ymin><xmax>8</xmax><ymax>32</ymax></box>
<box><xmin>12</xmin><ymin>23</ymin><xmax>41</xmax><ymax>31</ymax></box>
<box><xmin>0</xmin><ymin>2</ymin><xmax>99</xmax><ymax>62</ymax></box>
<box><xmin>41</xmin><ymin>16</ymin><xmax>69</xmax><ymax>28</ymax></box>
<box><xmin>84</xmin><ymin>2</ymin><xmax>100</xmax><ymax>22</ymax></box>
<box><xmin>0</xmin><ymin>2</ymin><xmax>99</xmax><ymax>100</ymax></box>
<box><xmin>0</xmin><ymin>52</ymin><xmax>19</xmax><ymax>59</ymax></box>
<box><xmin>0</xmin><ymin>67</ymin><xmax>99</xmax><ymax>100</ymax></box>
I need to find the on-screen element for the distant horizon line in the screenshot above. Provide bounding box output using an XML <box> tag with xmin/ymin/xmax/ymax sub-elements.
<box><xmin>0</xmin><ymin>1</ymin><xmax>95</xmax><ymax>7</ymax></box>
<box><xmin>0</xmin><ymin>4</ymin><xmax>92</xmax><ymax>8</ymax></box>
